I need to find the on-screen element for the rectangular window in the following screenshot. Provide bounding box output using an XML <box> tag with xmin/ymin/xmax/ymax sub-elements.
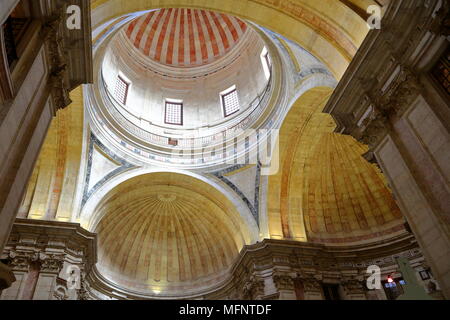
<box><xmin>165</xmin><ymin>100</ymin><xmax>183</xmax><ymax>125</ymax></box>
<box><xmin>168</xmin><ymin>138</ymin><xmax>178</xmax><ymax>146</ymax></box>
<box><xmin>221</xmin><ymin>88</ymin><xmax>240</xmax><ymax>117</ymax></box>
<box><xmin>114</xmin><ymin>75</ymin><xmax>129</xmax><ymax>105</ymax></box>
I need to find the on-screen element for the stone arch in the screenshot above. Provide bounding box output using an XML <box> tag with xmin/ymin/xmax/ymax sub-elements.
<box><xmin>79</xmin><ymin>167</ymin><xmax>260</xmax><ymax>243</ymax></box>
<box><xmin>88</xmin><ymin>171</ymin><xmax>255</xmax><ymax>297</ymax></box>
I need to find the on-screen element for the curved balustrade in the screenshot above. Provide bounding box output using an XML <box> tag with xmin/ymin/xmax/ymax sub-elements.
<box><xmin>100</xmin><ymin>70</ymin><xmax>273</xmax><ymax>150</ymax></box>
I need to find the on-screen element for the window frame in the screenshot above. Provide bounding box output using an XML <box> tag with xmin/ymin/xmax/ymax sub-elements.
<box><xmin>164</xmin><ymin>100</ymin><xmax>184</xmax><ymax>126</ymax></box>
<box><xmin>114</xmin><ymin>75</ymin><xmax>130</xmax><ymax>105</ymax></box>
<box><xmin>221</xmin><ymin>88</ymin><xmax>240</xmax><ymax>117</ymax></box>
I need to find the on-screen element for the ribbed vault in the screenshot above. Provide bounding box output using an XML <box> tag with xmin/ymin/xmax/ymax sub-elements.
<box><xmin>93</xmin><ymin>172</ymin><xmax>252</xmax><ymax>297</ymax></box>
<box><xmin>268</xmin><ymin>87</ymin><xmax>405</xmax><ymax>244</ymax></box>
<box><xmin>303</xmin><ymin>132</ymin><xmax>404</xmax><ymax>243</ymax></box>
<box><xmin>124</xmin><ymin>8</ymin><xmax>248</xmax><ymax>67</ymax></box>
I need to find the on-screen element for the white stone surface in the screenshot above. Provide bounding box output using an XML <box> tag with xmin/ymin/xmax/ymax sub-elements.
<box><xmin>88</xmin><ymin>147</ymin><xmax>121</xmax><ymax>191</ymax></box>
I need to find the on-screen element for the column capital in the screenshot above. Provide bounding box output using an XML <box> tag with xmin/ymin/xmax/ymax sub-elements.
<box><xmin>299</xmin><ymin>277</ymin><xmax>323</xmax><ymax>294</ymax></box>
<box><xmin>4</xmin><ymin>250</ymin><xmax>65</xmax><ymax>274</ymax></box>
<box><xmin>241</xmin><ymin>276</ymin><xmax>265</xmax><ymax>300</ymax></box>
<box><xmin>273</xmin><ymin>273</ymin><xmax>295</xmax><ymax>291</ymax></box>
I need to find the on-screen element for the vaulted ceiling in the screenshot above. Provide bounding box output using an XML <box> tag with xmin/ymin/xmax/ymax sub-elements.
<box><xmin>90</xmin><ymin>0</ymin><xmax>383</xmax><ymax>78</ymax></box>
<box><xmin>15</xmin><ymin>0</ymin><xmax>405</xmax><ymax>298</ymax></box>
<box><xmin>268</xmin><ymin>87</ymin><xmax>405</xmax><ymax>244</ymax></box>
<box><xmin>93</xmin><ymin>172</ymin><xmax>252</xmax><ymax>296</ymax></box>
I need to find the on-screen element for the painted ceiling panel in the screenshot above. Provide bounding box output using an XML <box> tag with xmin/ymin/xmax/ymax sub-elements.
<box><xmin>124</xmin><ymin>8</ymin><xmax>248</xmax><ymax>67</ymax></box>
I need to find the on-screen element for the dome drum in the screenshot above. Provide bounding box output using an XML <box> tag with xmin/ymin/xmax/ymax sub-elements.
<box><xmin>86</xmin><ymin>9</ymin><xmax>291</xmax><ymax>169</ymax></box>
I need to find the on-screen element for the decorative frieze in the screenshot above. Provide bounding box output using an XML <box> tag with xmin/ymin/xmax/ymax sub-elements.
<box><xmin>272</xmin><ymin>273</ymin><xmax>294</xmax><ymax>291</ymax></box>
<box><xmin>210</xmin><ymin>236</ymin><xmax>427</xmax><ymax>300</ymax></box>
<box><xmin>301</xmin><ymin>278</ymin><xmax>323</xmax><ymax>294</ymax></box>
<box><xmin>341</xmin><ymin>278</ymin><xmax>366</xmax><ymax>296</ymax></box>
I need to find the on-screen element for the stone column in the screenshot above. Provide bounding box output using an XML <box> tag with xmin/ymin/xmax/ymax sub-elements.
<box><xmin>0</xmin><ymin>0</ymin><xmax>92</xmax><ymax>255</ymax></box>
<box><xmin>374</xmin><ymin>105</ymin><xmax>450</xmax><ymax>298</ymax></box>
<box><xmin>3</xmin><ymin>250</ymin><xmax>65</xmax><ymax>300</ymax></box>
<box><xmin>31</xmin><ymin>253</ymin><xmax>65</xmax><ymax>300</ymax></box>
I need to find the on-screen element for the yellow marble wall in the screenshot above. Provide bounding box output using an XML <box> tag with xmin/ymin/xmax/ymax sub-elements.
<box><xmin>18</xmin><ymin>87</ymin><xmax>84</xmax><ymax>222</ymax></box>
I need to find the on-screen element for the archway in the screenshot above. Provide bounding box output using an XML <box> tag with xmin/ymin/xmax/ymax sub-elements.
<box><xmin>268</xmin><ymin>87</ymin><xmax>405</xmax><ymax>244</ymax></box>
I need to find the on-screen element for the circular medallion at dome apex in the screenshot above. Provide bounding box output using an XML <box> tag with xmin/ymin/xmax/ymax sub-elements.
<box><xmin>124</xmin><ymin>8</ymin><xmax>248</xmax><ymax>68</ymax></box>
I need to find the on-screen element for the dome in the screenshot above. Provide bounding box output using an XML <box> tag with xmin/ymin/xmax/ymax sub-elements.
<box><xmin>92</xmin><ymin>173</ymin><xmax>252</xmax><ymax>297</ymax></box>
<box><xmin>268</xmin><ymin>87</ymin><xmax>405</xmax><ymax>244</ymax></box>
<box><xmin>88</xmin><ymin>8</ymin><xmax>282</xmax><ymax>169</ymax></box>
<box><xmin>124</xmin><ymin>8</ymin><xmax>248</xmax><ymax>68</ymax></box>
<box><xmin>303</xmin><ymin>133</ymin><xmax>405</xmax><ymax>243</ymax></box>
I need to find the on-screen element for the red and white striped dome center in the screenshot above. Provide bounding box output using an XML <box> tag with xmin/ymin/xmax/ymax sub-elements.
<box><xmin>124</xmin><ymin>8</ymin><xmax>248</xmax><ymax>68</ymax></box>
